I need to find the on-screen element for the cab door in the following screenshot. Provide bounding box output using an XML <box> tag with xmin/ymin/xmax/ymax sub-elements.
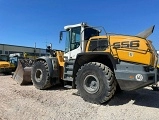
<box><xmin>64</xmin><ymin>26</ymin><xmax>81</xmax><ymax>60</ymax></box>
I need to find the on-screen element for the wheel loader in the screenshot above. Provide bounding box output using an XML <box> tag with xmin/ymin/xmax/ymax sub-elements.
<box><xmin>13</xmin><ymin>22</ymin><xmax>159</xmax><ymax>104</ymax></box>
<box><xmin>0</xmin><ymin>54</ymin><xmax>15</xmax><ymax>74</ymax></box>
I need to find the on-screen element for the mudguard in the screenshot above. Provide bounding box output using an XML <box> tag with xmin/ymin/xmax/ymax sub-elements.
<box><xmin>35</xmin><ymin>56</ymin><xmax>59</xmax><ymax>78</ymax></box>
<box><xmin>73</xmin><ymin>52</ymin><xmax>118</xmax><ymax>78</ymax></box>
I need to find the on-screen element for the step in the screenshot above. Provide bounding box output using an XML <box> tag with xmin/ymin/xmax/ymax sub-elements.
<box><xmin>65</xmin><ymin>60</ymin><xmax>75</xmax><ymax>65</ymax></box>
<box><xmin>65</xmin><ymin>66</ymin><xmax>73</xmax><ymax>71</ymax></box>
<box><xmin>63</xmin><ymin>77</ymin><xmax>73</xmax><ymax>81</ymax></box>
<box><xmin>65</xmin><ymin>70</ymin><xmax>73</xmax><ymax>73</ymax></box>
<box><xmin>64</xmin><ymin>85</ymin><xmax>72</xmax><ymax>89</ymax></box>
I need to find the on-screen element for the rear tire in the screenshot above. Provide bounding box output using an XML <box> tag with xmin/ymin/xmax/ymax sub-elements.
<box><xmin>76</xmin><ymin>62</ymin><xmax>116</xmax><ymax>104</ymax></box>
<box><xmin>31</xmin><ymin>60</ymin><xmax>52</xmax><ymax>89</ymax></box>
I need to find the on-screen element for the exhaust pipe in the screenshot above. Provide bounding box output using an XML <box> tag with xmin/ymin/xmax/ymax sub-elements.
<box><xmin>136</xmin><ymin>25</ymin><xmax>155</xmax><ymax>39</ymax></box>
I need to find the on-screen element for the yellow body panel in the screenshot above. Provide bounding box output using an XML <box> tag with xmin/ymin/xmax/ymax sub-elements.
<box><xmin>55</xmin><ymin>34</ymin><xmax>157</xmax><ymax>80</ymax></box>
<box><xmin>0</xmin><ymin>61</ymin><xmax>10</xmax><ymax>68</ymax></box>
<box><xmin>56</xmin><ymin>51</ymin><xmax>65</xmax><ymax>67</ymax></box>
<box><xmin>86</xmin><ymin>35</ymin><xmax>156</xmax><ymax>67</ymax></box>
<box><xmin>56</xmin><ymin>51</ymin><xmax>65</xmax><ymax>79</ymax></box>
<box><xmin>0</xmin><ymin>61</ymin><xmax>12</xmax><ymax>73</ymax></box>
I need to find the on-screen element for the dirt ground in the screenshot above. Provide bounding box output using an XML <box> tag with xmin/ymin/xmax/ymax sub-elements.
<box><xmin>0</xmin><ymin>75</ymin><xmax>159</xmax><ymax>120</ymax></box>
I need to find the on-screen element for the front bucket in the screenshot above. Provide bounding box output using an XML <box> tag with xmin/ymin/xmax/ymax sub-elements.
<box><xmin>12</xmin><ymin>59</ymin><xmax>34</xmax><ymax>85</ymax></box>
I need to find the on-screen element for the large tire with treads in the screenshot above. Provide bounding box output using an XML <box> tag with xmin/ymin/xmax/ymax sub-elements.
<box><xmin>76</xmin><ymin>62</ymin><xmax>116</xmax><ymax>104</ymax></box>
<box><xmin>31</xmin><ymin>60</ymin><xmax>52</xmax><ymax>90</ymax></box>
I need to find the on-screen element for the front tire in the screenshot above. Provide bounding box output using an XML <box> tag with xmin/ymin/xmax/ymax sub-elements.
<box><xmin>76</xmin><ymin>62</ymin><xmax>116</xmax><ymax>104</ymax></box>
<box><xmin>31</xmin><ymin>60</ymin><xmax>52</xmax><ymax>89</ymax></box>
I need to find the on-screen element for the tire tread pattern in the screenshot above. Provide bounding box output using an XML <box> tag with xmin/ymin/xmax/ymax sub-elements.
<box><xmin>76</xmin><ymin>62</ymin><xmax>116</xmax><ymax>104</ymax></box>
<box><xmin>31</xmin><ymin>60</ymin><xmax>52</xmax><ymax>90</ymax></box>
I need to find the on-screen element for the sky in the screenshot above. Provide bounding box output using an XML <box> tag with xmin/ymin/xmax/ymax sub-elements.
<box><xmin>0</xmin><ymin>0</ymin><xmax>159</xmax><ymax>50</ymax></box>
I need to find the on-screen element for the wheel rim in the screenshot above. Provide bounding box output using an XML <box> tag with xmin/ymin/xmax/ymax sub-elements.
<box><xmin>83</xmin><ymin>75</ymin><xmax>99</xmax><ymax>94</ymax></box>
<box><xmin>35</xmin><ymin>69</ymin><xmax>42</xmax><ymax>82</ymax></box>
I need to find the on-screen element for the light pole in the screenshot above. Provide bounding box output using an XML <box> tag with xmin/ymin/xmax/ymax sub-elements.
<box><xmin>34</xmin><ymin>42</ymin><xmax>36</xmax><ymax>59</ymax></box>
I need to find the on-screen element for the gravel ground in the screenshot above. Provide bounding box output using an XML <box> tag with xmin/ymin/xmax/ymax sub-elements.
<box><xmin>0</xmin><ymin>75</ymin><xmax>159</xmax><ymax>120</ymax></box>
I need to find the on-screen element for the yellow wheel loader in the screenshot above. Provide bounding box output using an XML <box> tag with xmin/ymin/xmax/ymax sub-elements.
<box><xmin>13</xmin><ymin>23</ymin><xmax>159</xmax><ymax>104</ymax></box>
<box><xmin>0</xmin><ymin>54</ymin><xmax>15</xmax><ymax>74</ymax></box>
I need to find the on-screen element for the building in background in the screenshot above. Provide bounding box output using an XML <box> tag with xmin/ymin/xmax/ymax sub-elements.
<box><xmin>0</xmin><ymin>44</ymin><xmax>47</xmax><ymax>56</ymax></box>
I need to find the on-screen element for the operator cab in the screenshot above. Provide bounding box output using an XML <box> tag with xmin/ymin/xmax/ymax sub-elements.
<box><xmin>60</xmin><ymin>22</ymin><xmax>100</xmax><ymax>60</ymax></box>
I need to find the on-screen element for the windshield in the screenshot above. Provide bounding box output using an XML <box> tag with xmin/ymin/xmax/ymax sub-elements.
<box><xmin>0</xmin><ymin>55</ymin><xmax>9</xmax><ymax>61</ymax></box>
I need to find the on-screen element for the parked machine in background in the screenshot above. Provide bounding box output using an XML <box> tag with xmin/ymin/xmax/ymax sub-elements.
<box><xmin>13</xmin><ymin>23</ymin><xmax>159</xmax><ymax>104</ymax></box>
<box><xmin>9</xmin><ymin>53</ymin><xmax>23</xmax><ymax>71</ymax></box>
<box><xmin>0</xmin><ymin>52</ymin><xmax>37</xmax><ymax>75</ymax></box>
<box><xmin>0</xmin><ymin>54</ymin><xmax>14</xmax><ymax>74</ymax></box>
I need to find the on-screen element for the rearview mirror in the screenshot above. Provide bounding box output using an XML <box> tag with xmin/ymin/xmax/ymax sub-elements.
<box><xmin>60</xmin><ymin>31</ymin><xmax>63</xmax><ymax>40</ymax></box>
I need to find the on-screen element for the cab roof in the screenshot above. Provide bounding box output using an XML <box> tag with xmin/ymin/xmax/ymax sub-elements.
<box><xmin>64</xmin><ymin>22</ymin><xmax>87</xmax><ymax>30</ymax></box>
